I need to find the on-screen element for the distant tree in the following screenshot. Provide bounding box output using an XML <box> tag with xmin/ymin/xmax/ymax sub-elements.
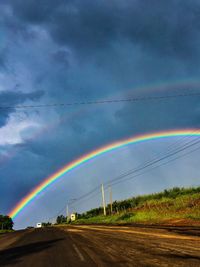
<box><xmin>56</xmin><ymin>215</ymin><xmax>66</xmax><ymax>224</ymax></box>
<box><xmin>42</xmin><ymin>222</ymin><xmax>52</xmax><ymax>227</ymax></box>
<box><xmin>0</xmin><ymin>215</ymin><xmax>14</xmax><ymax>230</ymax></box>
<box><xmin>76</xmin><ymin>213</ymin><xmax>82</xmax><ymax>219</ymax></box>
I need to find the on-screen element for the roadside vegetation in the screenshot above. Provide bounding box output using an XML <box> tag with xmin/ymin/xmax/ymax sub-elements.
<box><xmin>0</xmin><ymin>215</ymin><xmax>14</xmax><ymax>233</ymax></box>
<box><xmin>53</xmin><ymin>187</ymin><xmax>200</xmax><ymax>226</ymax></box>
<box><xmin>73</xmin><ymin>186</ymin><xmax>200</xmax><ymax>225</ymax></box>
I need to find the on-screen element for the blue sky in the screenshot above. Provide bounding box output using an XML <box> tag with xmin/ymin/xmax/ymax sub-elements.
<box><xmin>0</xmin><ymin>0</ymin><xmax>200</xmax><ymax>229</ymax></box>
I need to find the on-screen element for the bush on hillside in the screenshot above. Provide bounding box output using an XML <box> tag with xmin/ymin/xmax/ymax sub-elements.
<box><xmin>0</xmin><ymin>215</ymin><xmax>14</xmax><ymax>230</ymax></box>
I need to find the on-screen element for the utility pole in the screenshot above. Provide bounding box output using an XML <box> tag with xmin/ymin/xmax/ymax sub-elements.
<box><xmin>66</xmin><ymin>198</ymin><xmax>77</xmax><ymax>223</ymax></box>
<box><xmin>66</xmin><ymin>204</ymin><xmax>69</xmax><ymax>221</ymax></box>
<box><xmin>109</xmin><ymin>186</ymin><xmax>113</xmax><ymax>215</ymax></box>
<box><xmin>101</xmin><ymin>184</ymin><xmax>106</xmax><ymax>216</ymax></box>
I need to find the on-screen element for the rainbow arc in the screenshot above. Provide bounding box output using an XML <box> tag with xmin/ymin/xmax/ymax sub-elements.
<box><xmin>9</xmin><ymin>129</ymin><xmax>200</xmax><ymax>219</ymax></box>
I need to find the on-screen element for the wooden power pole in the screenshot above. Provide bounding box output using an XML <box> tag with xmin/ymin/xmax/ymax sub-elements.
<box><xmin>101</xmin><ymin>184</ymin><xmax>106</xmax><ymax>216</ymax></box>
<box><xmin>109</xmin><ymin>186</ymin><xmax>113</xmax><ymax>215</ymax></box>
<box><xmin>66</xmin><ymin>205</ymin><xmax>69</xmax><ymax>218</ymax></box>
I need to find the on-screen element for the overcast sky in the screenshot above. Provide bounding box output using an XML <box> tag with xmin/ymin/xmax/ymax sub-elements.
<box><xmin>0</xmin><ymin>0</ymin><xmax>200</xmax><ymax>229</ymax></box>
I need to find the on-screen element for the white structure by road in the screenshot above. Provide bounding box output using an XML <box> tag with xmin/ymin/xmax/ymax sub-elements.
<box><xmin>70</xmin><ymin>214</ymin><xmax>76</xmax><ymax>222</ymax></box>
<box><xmin>36</xmin><ymin>223</ymin><xmax>42</xmax><ymax>228</ymax></box>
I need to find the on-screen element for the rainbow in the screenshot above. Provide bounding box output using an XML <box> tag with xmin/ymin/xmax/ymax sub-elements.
<box><xmin>9</xmin><ymin>129</ymin><xmax>200</xmax><ymax>219</ymax></box>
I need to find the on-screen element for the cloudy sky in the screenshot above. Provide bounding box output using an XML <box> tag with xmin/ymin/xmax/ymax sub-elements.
<box><xmin>1</xmin><ymin>0</ymin><xmax>200</xmax><ymax>229</ymax></box>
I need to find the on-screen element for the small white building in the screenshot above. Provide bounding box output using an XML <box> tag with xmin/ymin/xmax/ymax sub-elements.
<box><xmin>70</xmin><ymin>213</ymin><xmax>76</xmax><ymax>222</ymax></box>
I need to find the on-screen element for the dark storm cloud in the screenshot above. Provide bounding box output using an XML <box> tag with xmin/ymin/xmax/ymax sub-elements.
<box><xmin>1</xmin><ymin>0</ymin><xmax>200</xmax><ymax>226</ymax></box>
<box><xmin>51</xmin><ymin>50</ymin><xmax>70</xmax><ymax>66</ymax></box>
<box><xmin>115</xmin><ymin>97</ymin><xmax>200</xmax><ymax>134</ymax></box>
<box><xmin>0</xmin><ymin>90</ymin><xmax>43</xmax><ymax>127</ymax></box>
<box><xmin>0</xmin><ymin>61</ymin><xmax>5</xmax><ymax>72</ymax></box>
<box><xmin>0</xmin><ymin>49</ymin><xmax>6</xmax><ymax>70</ymax></box>
<box><xmin>7</xmin><ymin>0</ymin><xmax>64</xmax><ymax>23</ymax></box>
<box><xmin>0</xmin><ymin>90</ymin><xmax>44</xmax><ymax>107</ymax></box>
<box><xmin>6</xmin><ymin>0</ymin><xmax>200</xmax><ymax>59</ymax></box>
<box><xmin>118</xmin><ymin>1</ymin><xmax>200</xmax><ymax>59</ymax></box>
<box><xmin>0</xmin><ymin>144</ymin><xmax>51</xmax><ymax>213</ymax></box>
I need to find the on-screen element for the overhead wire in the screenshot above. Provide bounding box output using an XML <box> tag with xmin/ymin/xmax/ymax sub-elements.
<box><xmin>70</xmin><ymin>134</ymin><xmax>200</xmax><ymax>208</ymax></box>
<box><xmin>104</xmin><ymin>137</ymin><xmax>200</xmax><ymax>187</ymax></box>
<box><xmin>109</xmin><ymin>141</ymin><xmax>200</xmax><ymax>188</ymax></box>
<box><xmin>1</xmin><ymin>91</ymin><xmax>200</xmax><ymax>110</ymax></box>
<box><xmin>98</xmin><ymin>132</ymin><xmax>200</xmax><ymax>189</ymax></box>
<box><xmin>48</xmin><ymin>135</ymin><xmax>200</xmax><ymax>219</ymax></box>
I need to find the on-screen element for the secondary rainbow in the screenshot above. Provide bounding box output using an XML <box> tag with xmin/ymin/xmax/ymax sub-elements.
<box><xmin>9</xmin><ymin>129</ymin><xmax>200</xmax><ymax>219</ymax></box>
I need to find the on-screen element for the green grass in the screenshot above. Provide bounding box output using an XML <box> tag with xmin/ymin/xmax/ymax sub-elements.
<box><xmin>0</xmin><ymin>229</ymin><xmax>14</xmax><ymax>234</ymax></box>
<box><xmin>74</xmin><ymin>189</ymin><xmax>200</xmax><ymax>225</ymax></box>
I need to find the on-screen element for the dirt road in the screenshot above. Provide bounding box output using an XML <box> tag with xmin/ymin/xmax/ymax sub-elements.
<box><xmin>0</xmin><ymin>224</ymin><xmax>200</xmax><ymax>266</ymax></box>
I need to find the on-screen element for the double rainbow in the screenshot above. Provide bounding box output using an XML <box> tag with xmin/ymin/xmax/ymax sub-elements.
<box><xmin>9</xmin><ymin>129</ymin><xmax>200</xmax><ymax>219</ymax></box>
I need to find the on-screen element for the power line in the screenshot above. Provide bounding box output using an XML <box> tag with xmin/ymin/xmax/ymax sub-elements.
<box><xmin>69</xmin><ymin>135</ymin><xmax>200</xmax><ymax>208</ymax></box>
<box><xmin>48</xmin><ymin>205</ymin><xmax>66</xmax><ymax>222</ymax></box>
<box><xmin>101</xmin><ymin>134</ymin><xmax>200</xmax><ymax>188</ymax></box>
<box><xmin>49</xmin><ymin>137</ymin><xmax>200</xmax><ymax>220</ymax></box>
<box><xmin>48</xmin><ymin>136</ymin><xmax>200</xmax><ymax>221</ymax></box>
<box><xmin>69</xmin><ymin>187</ymin><xmax>101</xmax><ymax>207</ymax></box>
<box><xmin>67</xmin><ymin>185</ymin><xmax>100</xmax><ymax>206</ymax></box>
<box><xmin>105</xmin><ymin>137</ymin><xmax>200</xmax><ymax>187</ymax></box>
<box><xmin>109</xmin><ymin>142</ymin><xmax>200</xmax><ymax>188</ymax></box>
<box><xmin>1</xmin><ymin>91</ymin><xmax>200</xmax><ymax>109</ymax></box>
<box><xmin>47</xmin><ymin>131</ymin><xmax>200</xmax><ymax>219</ymax></box>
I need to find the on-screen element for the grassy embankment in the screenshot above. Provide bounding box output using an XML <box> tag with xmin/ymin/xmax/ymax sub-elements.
<box><xmin>0</xmin><ymin>230</ymin><xmax>14</xmax><ymax>234</ymax></box>
<box><xmin>73</xmin><ymin>187</ymin><xmax>200</xmax><ymax>225</ymax></box>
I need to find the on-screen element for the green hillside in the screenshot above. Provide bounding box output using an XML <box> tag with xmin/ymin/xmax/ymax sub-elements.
<box><xmin>74</xmin><ymin>187</ymin><xmax>200</xmax><ymax>225</ymax></box>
